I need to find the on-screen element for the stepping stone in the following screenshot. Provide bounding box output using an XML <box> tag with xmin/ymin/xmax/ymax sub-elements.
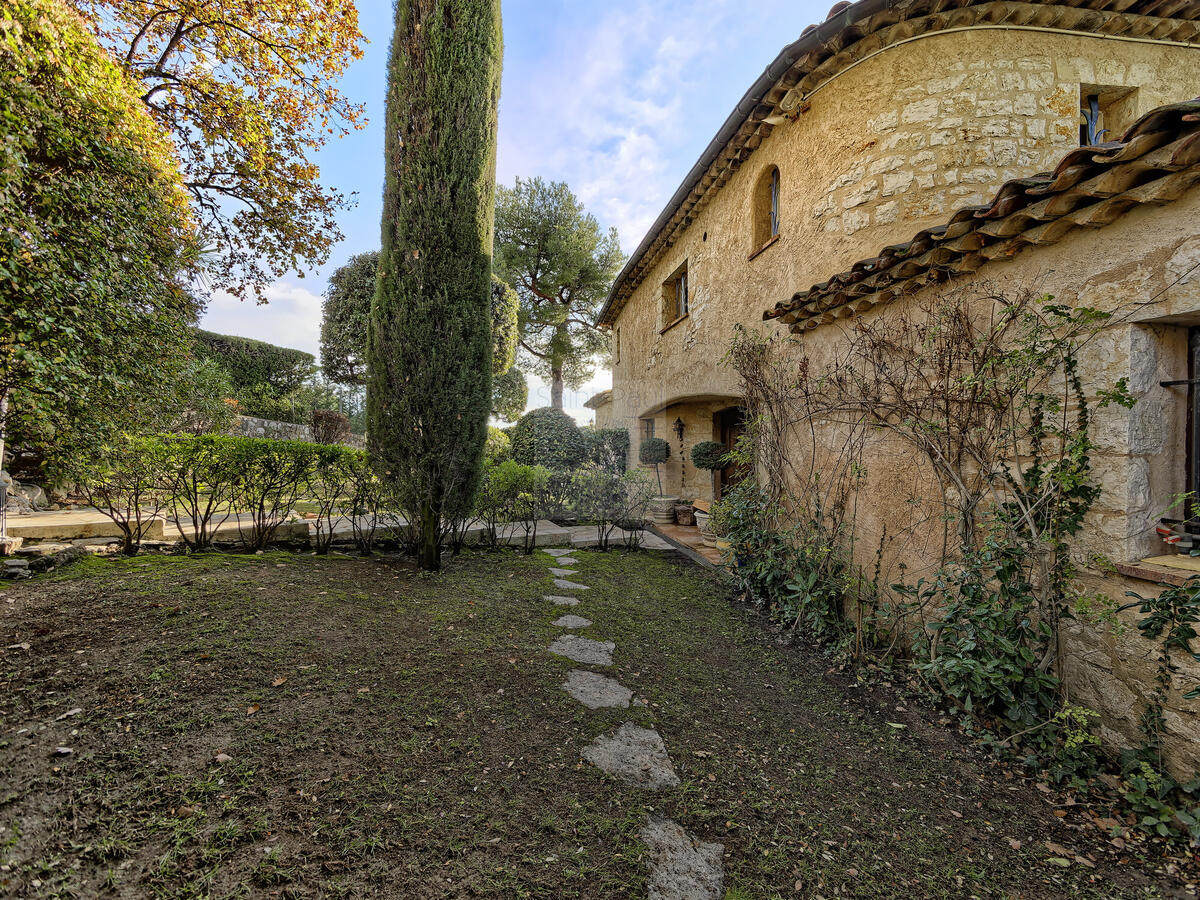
<box><xmin>582</xmin><ymin>723</ymin><xmax>679</xmax><ymax>790</ymax></box>
<box><xmin>548</xmin><ymin>635</ymin><xmax>614</xmax><ymax>666</ymax></box>
<box><xmin>553</xmin><ymin>578</ymin><xmax>590</xmax><ymax>591</ymax></box>
<box><xmin>545</xmin><ymin>595</ymin><xmax>580</xmax><ymax>606</ymax></box>
<box><xmin>562</xmin><ymin>670</ymin><xmax>632</xmax><ymax>709</ymax></box>
<box><xmin>544</xmin><ymin>548</ymin><xmax>574</xmax><ymax>557</ymax></box>
<box><xmin>554</xmin><ymin>556</ymin><xmax>579</xmax><ymax>566</ymax></box>
<box><xmin>548</xmin><ymin>567</ymin><xmax>577</xmax><ymax>577</ymax></box>
<box><xmin>552</xmin><ymin>614</ymin><xmax>592</xmax><ymax>628</ymax></box>
<box><xmin>641</xmin><ymin>816</ymin><xmax>725</xmax><ymax>900</ymax></box>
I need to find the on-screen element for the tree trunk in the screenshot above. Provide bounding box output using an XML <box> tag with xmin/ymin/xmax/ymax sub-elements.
<box><xmin>550</xmin><ymin>366</ymin><xmax>564</xmax><ymax>409</ymax></box>
<box><xmin>419</xmin><ymin>500</ymin><xmax>441</xmax><ymax>571</ymax></box>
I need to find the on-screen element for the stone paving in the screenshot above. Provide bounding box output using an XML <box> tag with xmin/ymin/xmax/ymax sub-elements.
<box><xmin>539</xmin><ymin>548</ymin><xmax>724</xmax><ymax>898</ymax></box>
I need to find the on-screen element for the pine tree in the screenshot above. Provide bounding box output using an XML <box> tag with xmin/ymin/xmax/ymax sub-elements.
<box><xmin>369</xmin><ymin>0</ymin><xmax>503</xmax><ymax>571</ymax></box>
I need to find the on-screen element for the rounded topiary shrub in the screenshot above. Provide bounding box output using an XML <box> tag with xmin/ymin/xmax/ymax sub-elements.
<box><xmin>639</xmin><ymin>437</ymin><xmax>670</xmax><ymax>465</ymax></box>
<box><xmin>690</xmin><ymin>440</ymin><xmax>728</xmax><ymax>470</ymax></box>
<box><xmin>510</xmin><ymin>407</ymin><xmax>588</xmax><ymax>470</ymax></box>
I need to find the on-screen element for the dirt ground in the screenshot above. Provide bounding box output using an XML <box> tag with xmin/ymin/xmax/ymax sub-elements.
<box><xmin>0</xmin><ymin>548</ymin><xmax>1192</xmax><ymax>898</ymax></box>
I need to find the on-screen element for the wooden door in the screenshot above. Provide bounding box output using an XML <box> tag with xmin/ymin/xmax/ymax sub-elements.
<box><xmin>715</xmin><ymin>406</ymin><xmax>747</xmax><ymax>501</ymax></box>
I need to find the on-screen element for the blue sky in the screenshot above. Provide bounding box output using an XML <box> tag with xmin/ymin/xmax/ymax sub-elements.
<box><xmin>201</xmin><ymin>0</ymin><xmax>831</xmax><ymax>420</ymax></box>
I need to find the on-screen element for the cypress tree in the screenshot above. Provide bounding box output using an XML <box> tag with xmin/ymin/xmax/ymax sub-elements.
<box><xmin>369</xmin><ymin>0</ymin><xmax>503</xmax><ymax>571</ymax></box>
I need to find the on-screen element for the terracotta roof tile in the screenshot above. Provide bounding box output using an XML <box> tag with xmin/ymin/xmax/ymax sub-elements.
<box><xmin>764</xmin><ymin>100</ymin><xmax>1200</xmax><ymax>332</ymax></box>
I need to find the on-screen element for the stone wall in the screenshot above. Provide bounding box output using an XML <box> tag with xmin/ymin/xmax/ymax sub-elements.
<box><xmin>768</xmin><ymin>192</ymin><xmax>1200</xmax><ymax>775</ymax></box>
<box><xmin>229</xmin><ymin>415</ymin><xmax>366</xmax><ymax>450</ymax></box>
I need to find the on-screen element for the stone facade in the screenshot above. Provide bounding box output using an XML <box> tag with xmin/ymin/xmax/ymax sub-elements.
<box><xmin>604</xmin><ymin>20</ymin><xmax>1200</xmax><ymax>772</ymax></box>
<box><xmin>606</xmin><ymin>29</ymin><xmax>1200</xmax><ymax>504</ymax></box>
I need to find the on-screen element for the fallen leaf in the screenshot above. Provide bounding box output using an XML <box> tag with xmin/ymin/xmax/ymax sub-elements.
<box><xmin>1044</xmin><ymin>842</ymin><xmax>1071</xmax><ymax>856</ymax></box>
<box><xmin>1046</xmin><ymin>857</ymin><xmax>1071</xmax><ymax>868</ymax></box>
<box><xmin>56</xmin><ymin>708</ymin><xmax>83</xmax><ymax>720</ymax></box>
<box><xmin>357</xmin><ymin>687</ymin><xmax>369</xmax><ymax>694</ymax></box>
<box><xmin>886</xmin><ymin>722</ymin><xmax>906</xmax><ymax>729</ymax></box>
<box><xmin>247</xmin><ymin>704</ymin><xmax>260</xmax><ymax>717</ymax></box>
<box><xmin>215</xmin><ymin>753</ymin><xmax>232</xmax><ymax>764</ymax></box>
<box><xmin>52</xmin><ymin>746</ymin><xmax>73</xmax><ymax>756</ymax></box>
<box><xmin>271</xmin><ymin>677</ymin><xmax>287</xmax><ymax>687</ymax></box>
<box><xmin>1007</xmin><ymin>838</ymin><xmax>1022</xmax><ymax>850</ymax></box>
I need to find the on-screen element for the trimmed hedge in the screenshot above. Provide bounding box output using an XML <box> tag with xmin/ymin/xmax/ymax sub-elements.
<box><xmin>638</xmin><ymin>437</ymin><xmax>670</xmax><ymax>465</ymax></box>
<box><xmin>194</xmin><ymin>329</ymin><xmax>316</xmax><ymax>396</ymax></box>
<box><xmin>691</xmin><ymin>440</ymin><xmax>728</xmax><ymax>470</ymax></box>
<box><xmin>510</xmin><ymin>407</ymin><xmax>588</xmax><ymax>470</ymax></box>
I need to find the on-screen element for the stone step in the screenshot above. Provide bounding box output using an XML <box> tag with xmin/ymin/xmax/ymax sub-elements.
<box><xmin>7</xmin><ymin>511</ymin><xmax>165</xmax><ymax>541</ymax></box>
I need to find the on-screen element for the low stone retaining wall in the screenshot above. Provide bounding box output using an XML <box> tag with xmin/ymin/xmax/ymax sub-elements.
<box><xmin>230</xmin><ymin>415</ymin><xmax>366</xmax><ymax>450</ymax></box>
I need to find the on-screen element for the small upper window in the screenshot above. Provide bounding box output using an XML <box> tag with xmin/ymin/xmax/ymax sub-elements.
<box><xmin>1079</xmin><ymin>86</ymin><xmax>1138</xmax><ymax>146</ymax></box>
<box><xmin>752</xmin><ymin>165</ymin><xmax>781</xmax><ymax>252</ymax></box>
<box><xmin>613</xmin><ymin>327</ymin><xmax>621</xmax><ymax>364</ymax></box>
<box><xmin>662</xmin><ymin>262</ymin><xmax>688</xmax><ymax>325</ymax></box>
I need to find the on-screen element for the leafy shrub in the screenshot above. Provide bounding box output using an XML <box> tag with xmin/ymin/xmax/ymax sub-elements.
<box><xmin>716</xmin><ymin>479</ymin><xmax>849</xmax><ymax>650</ymax></box>
<box><xmin>638</xmin><ymin>437</ymin><xmax>669</xmax><ymax>465</ymax></box>
<box><xmin>473</xmin><ymin>459</ymin><xmax>559</xmax><ymax>553</ymax></box>
<box><xmin>584</xmin><ymin>427</ymin><xmax>630</xmax><ymax>473</ymax></box>
<box><xmin>161</xmin><ymin>433</ymin><xmax>238</xmax><ymax>550</ymax></box>
<box><xmin>510</xmin><ymin>407</ymin><xmax>587</xmax><ymax>470</ymax></box>
<box><xmin>895</xmin><ymin>535</ymin><xmax>1060</xmax><ymax>732</ymax></box>
<box><xmin>690</xmin><ymin>440</ymin><xmax>728</xmax><ymax>470</ymax></box>
<box><xmin>63</xmin><ymin>435</ymin><xmax>173</xmax><ymax>556</ymax></box>
<box><xmin>570</xmin><ymin>466</ymin><xmax>654</xmax><ymax>550</ymax></box>
<box><xmin>311</xmin><ymin>409</ymin><xmax>351</xmax><ymax>445</ymax></box>
<box><xmin>485</xmin><ymin>426</ymin><xmax>511</xmax><ymax>464</ymax></box>
<box><xmin>226</xmin><ymin>438</ymin><xmax>320</xmax><ymax>551</ymax></box>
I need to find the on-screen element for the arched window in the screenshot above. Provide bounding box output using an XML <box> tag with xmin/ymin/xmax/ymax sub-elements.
<box><xmin>752</xmin><ymin>165</ymin><xmax>780</xmax><ymax>252</ymax></box>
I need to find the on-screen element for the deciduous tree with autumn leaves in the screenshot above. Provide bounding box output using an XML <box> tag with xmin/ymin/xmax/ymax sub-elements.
<box><xmin>70</xmin><ymin>0</ymin><xmax>367</xmax><ymax>300</ymax></box>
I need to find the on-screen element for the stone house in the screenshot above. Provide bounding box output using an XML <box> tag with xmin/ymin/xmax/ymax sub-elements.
<box><xmin>597</xmin><ymin>0</ymin><xmax>1200</xmax><ymax>770</ymax></box>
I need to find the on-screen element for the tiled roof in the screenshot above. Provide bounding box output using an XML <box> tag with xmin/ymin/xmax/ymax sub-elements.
<box><xmin>764</xmin><ymin>99</ymin><xmax>1200</xmax><ymax>332</ymax></box>
<box><xmin>583</xmin><ymin>389</ymin><xmax>613</xmax><ymax>409</ymax></box>
<box><xmin>599</xmin><ymin>0</ymin><xmax>1200</xmax><ymax>327</ymax></box>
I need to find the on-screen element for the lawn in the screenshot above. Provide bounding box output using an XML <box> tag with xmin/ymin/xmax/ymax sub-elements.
<box><xmin>0</xmin><ymin>547</ymin><xmax>1181</xmax><ymax>898</ymax></box>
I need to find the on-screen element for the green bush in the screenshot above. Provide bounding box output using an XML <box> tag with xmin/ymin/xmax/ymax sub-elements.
<box><xmin>194</xmin><ymin>330</ymin><xmax>316</xmax><ymax>400</ymax></box>
<box><xmin>485</xmin><ymin>426</ymin><xmax>511</xmax><ymax>464</ymax></box>
<box><xmin>638</xmin><ymin>437</ymin><xmax>669</xmax><ymax>465</ymax></box>
<box><xmin>584</xmin><ymin>427</ymin><xmax>630</xmax><ymax>473</ymax></box>
<box><xmin>691</xmin><ymin>440</ymin><xmax>728</xmax><ymax>470</ymax></box>
<box><xmin>510</xmin><ymin>407</ymin><xmax>588</xmax><ymax>470</ymax></box>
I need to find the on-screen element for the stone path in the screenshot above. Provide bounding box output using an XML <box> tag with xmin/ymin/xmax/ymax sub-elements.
<box><xmin>539</xmin><ymin>548</ymin><xmax>724</xmax><ymax>898</ymax></box>
<box><xmin>548</xmin><ymin>634</ymin><xmax>615</xmax><ymax>666</ymax></box>
<box><xmin>552</xmin><ymin>614</ymin><xmax>591</xmax><ymax>628</ymax></box>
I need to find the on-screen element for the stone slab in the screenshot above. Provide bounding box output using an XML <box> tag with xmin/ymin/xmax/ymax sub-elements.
<box><xmin>582</xmin><ymin>723</ymin><xmax>680</xmax><ymax>790</ymax></box>
<box><xmin>553</xmin><ymin>578</ymin><xmax>590</xmax><ymax>591</ymax></box>
<box><xmin>545</xmin><ymin>595</ymin><xmax>580</xmax><ymax>606</ymax></box>
<box><xmin>548</xmin><ymin>567</ymin><xmax>577</xmax><ymax>577</ymax></box>
<box><xmin>494</xmin><ymin>522</ymin><xmax>573</xmax><ymax>548</ymax></box>
<box><xmin>554</xmin><ymin>556</ymin><xmax>580</xmax><ymax>566</ymax></box>
<box><xmin>7</xmin><ymin>511</ymin><xmax>165</xmax><ymax>541</ymax></box>
<box><xmin>544</xmin><ymin>548</ymin><xmax>575</xmax><ymax>557</ymax></box>
<box><xmin>548</xmin><ymin>635</ymin><xmax>614</xmax><ymax>666</ymax></box>
<box><xmin>563</xmin><ymin>670</ymin><xmax>632</xmax><ymax>709</ymax></box>
<box><xmin>641</xmin><ymin>816</ymin><xmax>725</xmax><ymax>900</ymax></box>
<box><xmin>552</xmin><ymin>614</ymin><xmax>592</xmax><ymax>628</ymax></box>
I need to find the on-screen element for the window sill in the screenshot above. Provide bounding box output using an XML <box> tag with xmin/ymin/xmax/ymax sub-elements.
<box><xmin>1114</xmin><ymin>560</ymin><xmax>1193</xmax><ymax>587</ymax></box>
<box><xmin>659</xmin><ymin>313</ymin><xmax>689</xmax><ymax>335</ymax></box>
<box><xmin>747</xmin><ymin>233</ymin><xmax>781</xmax><ymax>262</ymax></box>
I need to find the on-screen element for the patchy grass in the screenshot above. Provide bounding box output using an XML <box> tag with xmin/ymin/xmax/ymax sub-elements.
<box><xmin>0</xmin><ymin>548</ymin><xmax>1182</xmax><ymax>898</ymax></box>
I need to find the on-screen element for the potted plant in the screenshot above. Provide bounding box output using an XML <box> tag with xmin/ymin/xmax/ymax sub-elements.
<box><xmin>674</xmin><ymin>499</ymin><xmax>695</xmax><ymax>526</ymax></box>
<box><xmin>690</xmin><ymin>440</ymin><xmax>728</xmax><ymax>499</ymax></box>
<box><xmin>639</xmin><ymin>437</ymin><xmax>677</xmax><ymax>524</ymax></box>
<box><xmin>692</xmin><ymin>498</ymin><xmax>712</xmax><ymax>536</ymax></box>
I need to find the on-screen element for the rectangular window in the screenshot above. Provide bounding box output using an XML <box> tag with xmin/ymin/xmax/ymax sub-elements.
<box><xmin>1079</xmin><ymin>85</ymin><xmax>1138</xmax><ymax>146</ymax></box>
<box><xmin>674</xmin><ymin>269</ymin><xmax>688</xmax><ymax>319</ymax></box>
<box><xmin>613</xmin><ymin>327</ymin><xmax>621</xmax><ymax>364</ymax></box>
<box><xmin>661</xmin><ymin>262</ymin><xmax>689</xmax><ymax>327</ymax></box>
<box><xmin>640</xmin><ymin>418</ymin><xmax>655</xmax><ymax>442</ymax></box>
